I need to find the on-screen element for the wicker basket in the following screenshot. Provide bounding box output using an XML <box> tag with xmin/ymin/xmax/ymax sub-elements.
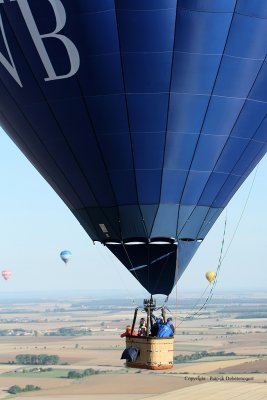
<box><xmin>125</xmin><ymin>336</ymin><xmax>174</xmax><ymax>370</ymax></box>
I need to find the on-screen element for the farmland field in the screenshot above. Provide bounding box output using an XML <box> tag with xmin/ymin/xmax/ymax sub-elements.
<box><xmin>0</xmin><ymin>293</ymin><xmax>266</xmax><ymax>399</ymax></box>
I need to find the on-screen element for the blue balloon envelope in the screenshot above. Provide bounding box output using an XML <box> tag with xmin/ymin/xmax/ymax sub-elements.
<box><xmin>60</xmin><ymin>250</ymin><xmax>72</xmax><ymax>264</ymax></box>
<box><xmin>1</xmin><ymin>0</ymin><xmax>267</xmax><ymax>294</ymax></box>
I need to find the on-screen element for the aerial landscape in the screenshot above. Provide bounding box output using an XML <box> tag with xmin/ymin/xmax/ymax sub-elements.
<box><xmin>0</xmin><ymin>292</ymin><xmax>266</xmax><ymax>399</ymax></box>
<box><xmin>1</xmin><ymin>0</ymin><xmax>267</xmax><ymax>399</ymax></box>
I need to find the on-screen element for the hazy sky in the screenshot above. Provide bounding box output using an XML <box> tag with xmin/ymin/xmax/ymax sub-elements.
<box><xmin>0</xmin><ymin>127</ymin><xmax>267</xmax><ymax>299</ymax></box>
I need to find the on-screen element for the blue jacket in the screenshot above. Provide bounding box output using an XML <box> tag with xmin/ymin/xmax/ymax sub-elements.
<box><xmin>156</xmin><ymin>321</ymin><xmax>174</xmax><ymax>338</ymax></box>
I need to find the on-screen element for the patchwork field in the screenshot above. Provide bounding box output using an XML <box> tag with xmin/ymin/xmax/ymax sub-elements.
<box><xmin>0</xmin><ymin>293</ymin><xmax>266</xmax><ymax>399</ymax></box>
<box><xmin>142</xmin><ymin>382</ymin><xmax>267</xmax><ymax>400</ymax></box>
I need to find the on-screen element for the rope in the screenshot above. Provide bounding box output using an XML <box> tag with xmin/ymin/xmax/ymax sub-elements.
<box><xmin>221</xmin><ymin>165</ymin><xmax>259</xmax><ymax>262</ymax></box>
<box><xmin>173</xmin><ymin>163</ymin><xmax>259</xmax><ymax>326</ymax></box>
<box><xmin>175</xmin><ymin>211</ymin><xmax>227</xmax><ymax>327</ymax></box>
<box><xmin>98</xmin><ymin>243</ymin><xmax>137</xmax><ymax>307</ymax></box>
<box><xmin>175</xmin><ymin>284</ymin><xmax>178</xmax><ymax>330</ymax></box>
<box><xmin>175</xmin><ymin>283</ymin><xmax>210</xmax><ymax>321</ymax></box>
<box><xmin>121</xmin><ymin>241</ymin><xmax>150</xmax><ymax>298</ymax></box>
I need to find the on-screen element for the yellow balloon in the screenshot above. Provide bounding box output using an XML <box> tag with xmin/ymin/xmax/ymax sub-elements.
<box><xmin>205</xmin><ymin>271</ymin><xmax>216</xmax><ymax>283</ymax></box>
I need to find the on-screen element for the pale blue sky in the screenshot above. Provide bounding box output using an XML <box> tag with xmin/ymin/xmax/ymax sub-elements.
<box><xmin>0</xmin><ymin>127</ymin><xmax>266</xmax><ymax>298</ymax></box>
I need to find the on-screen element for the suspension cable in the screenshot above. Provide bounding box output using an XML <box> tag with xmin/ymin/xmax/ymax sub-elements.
<box><xmin>221</xmin><ymin>165</ymin><xmax>259</xmax><ymax>262</ymax></box>
<box><xmin>174</xmin><ymin>211</ymin><xmax>227</xmax><ymax>326</ymax></box>
<box><xmin>121</xmin><ymin>241</ymin><xmax>150</xmax><ymax>298</ymax></box>
<box><xmin>173</xmin><ymin>164</ymin><xmax>259</xmax><ymax>325</ymax></box>
<box><xmin>97</xmin><ymin>242</ymin><xmax>137</xmax><ymax>306</ymax></box>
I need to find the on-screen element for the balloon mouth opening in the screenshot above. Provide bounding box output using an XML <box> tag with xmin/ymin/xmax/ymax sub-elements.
<box><xmin>180</xmin><ymin>238</ymin><xmax>203</xmax><ymax>243</ymax></box>
<box><xmin>103</xmin><ymin>237</ymin><xmax>203</xmax><ymax>246</ymax></box>
<box><xmin>150</xmin><ymin>237</ymin><xmax>175</xmax><ymax>244</ymax></box>
<box><xmin>103</xmin><ymin>237</ymin><xmax>176</xmax><ymax>246</ymax></box>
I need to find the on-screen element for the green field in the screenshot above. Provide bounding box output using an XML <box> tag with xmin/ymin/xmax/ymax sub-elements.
<box><xmin>187</xmin><ymin>356</ymin><xmax>247</xmax><ymax>363</ymax></box>
<box><xmin>2</xmin><ymin>368</ymin><xmax>136</xmax><ymax>379</ymax></box>
<box><xmin>2</xmin><ymin>369</ymin><xmax>71</xmax><ymax>379</ymax></box>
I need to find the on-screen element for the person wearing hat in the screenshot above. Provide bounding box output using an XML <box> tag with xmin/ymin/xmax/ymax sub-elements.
<box><xmin>120</xmin><ymin>325</ymin><xmax>137</xmax><ymax>337</ymax></box>
<box><xmin>151</xmin><ymin>315</ymin><xmax>163</xmax><ymax>337</ymax></box>
<box><xmin>157</xmin><ymin>318</ymin><xmax>174</xmax><ymax>338</ymax></box>
<box><xmin>151</xmin><ymin>315</ymin><xmax>174</xmax><ymax>338</ymax></box>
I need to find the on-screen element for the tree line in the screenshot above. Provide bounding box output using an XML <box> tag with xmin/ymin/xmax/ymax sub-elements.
<box><xmin>8</xmin><ymin>385</ymin><xmax>41</xmax><ymax>394</ymax></box>
<box><xmin>174</xmin><ymin>351</ymin><xmax>236</xmax><ymax>363</ymax></box>
<box><xmin>15</xmin><ymin>354</ymin><xmax>59</xmax><ymax>365</ymax></box>
<box><xmin>45</xmin><ymin>327</ymin><xmax>92</xmax><ymax>336</ymax></box>
<box><xmin>67</xmin><ymin>368</ymin><xmax>101</xmax><ymax>379</ymax></box>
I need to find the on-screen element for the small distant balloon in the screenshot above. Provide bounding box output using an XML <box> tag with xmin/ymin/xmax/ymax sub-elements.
<box><xmin>60</xmin><ymin>250</ymin><xmax>72</xmax><ymax>264</ymax></box>
<box><xmin>2</xmin><ymin>270</ymin><xmax>11</xmax><ymax>280</ymax></box>
<box><xmin>205</xmin><ymin>271</ymin><xmax>216</xmax><ymax>284</ymax></box>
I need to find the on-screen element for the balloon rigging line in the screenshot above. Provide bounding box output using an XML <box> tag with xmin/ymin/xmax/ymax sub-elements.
<box><xmin>121</xmin><ymin>241</ymin><xmax>150</xmax><ymax>299</ymax></box>
<box><xmin>174</xmin><ymin>210</ymin><xmax>228</xmax><ymax>327</ymax></box>
<box><xmin>185</xmin><ymin>166</ymin><xmax>259</xmax><ymax>318</ymax></box>
<box><xmin>153</xmin><ymin>247</ymin><xmax>178</xmax><ymax>299</ymax></box>
<box><xmin>175</xmin><ymin>282</ymin><xmax>178</xmax><ymax>331</ymax></box>
<box><xmin>221</xmin><ymin>165</ymin><xmax>259</xmax><ymax>262</ymax></box>
<box><xmin>175</xmin><ymin>283</ymin><xmax>210</xmax><ymax>321</ymax></box>
<box><xmin>196</xmin><ymin>164</ymin><xmax>259</xmax><ymax>313</ymax></box>
<box><xmin>173</xmin><ymin>165</ymin><xmax>258</xmax><ymax>325</ymax></box>
<box><xmin>99</xmin><ymin>243</ymin><xmax>137</xmax><ymax>306</ymax></box>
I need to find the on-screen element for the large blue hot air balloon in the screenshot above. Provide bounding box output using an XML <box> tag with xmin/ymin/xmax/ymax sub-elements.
<box><xmin>0</xmin><ymin>0</ymin><xmax>267</xmax><ymax>295</ymax></box>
